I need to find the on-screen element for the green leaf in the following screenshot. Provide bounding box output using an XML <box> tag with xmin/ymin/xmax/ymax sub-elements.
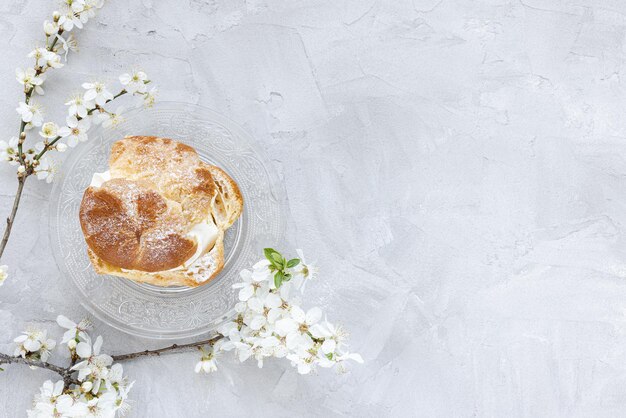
<box><xmin>264</xmin><ymin>248</ymin><xmax>277</xmax><ymax>261</ymax></box>
<box><xmin>326</xmin><ymin>353</ymin><xmax>333</xmax><ymax>360</ymax></box>
<box><xmin>286</xmin><ymin>258</ymin><xmax>300</xmax><ymax>268</ymax></box>
<box><xmin>274</xmin><ymin>271</ymin><xmax>284</xmax><ymax>288</ymax></box>
<box><xmin>264</xmin><ymin>248</ymin><xmax>284</xmax><ymax>268</ymax></box>
<box><xmin>271</xmin><ymin>252</ymin><xmax>283</xmax><ymax>263</ymax></box>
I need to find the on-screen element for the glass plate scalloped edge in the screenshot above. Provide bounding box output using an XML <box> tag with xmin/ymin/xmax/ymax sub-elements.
<box><xmin>49</xmin><ymin>101</ymin><xmax>287</xmax><ymax>340</ymax></box>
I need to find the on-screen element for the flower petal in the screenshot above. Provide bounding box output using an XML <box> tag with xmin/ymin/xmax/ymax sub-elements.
<box><xmin>93</xmin><ymin>335</ymin><xmax>103</xmax><ymax>355</ymax></box>
<box><xmin>238</xmin><ymin>285</ymin><xmax>254</xmax><ymax>302</ymax></box>
<box><xmin>275</xmin><ymin>318</ymin><xmax>297</xmax><ymax>336</ymax></box>
<box><xmin>24</xmin><ymin>338</ymin><xmax>42</xmax><ymax>352</ymax></box>
<box><xmin>249</xmin><ymin>315</ymin><xmax>266</xmax><ymax>331</ymax></box>
<box><xmin>75</xmin><ymin>341</ymin><xmax>91</xmax><ymax>358</ymax></box>
<box><xmin>305</xmin><ymin>307</ymin><xmax>322</xmax><ymax>325</ymax></box>
<box><xmin>291</xmin><ymin>306</ymin><xmax>305</xmax><ymax>323</ymax></box>
<box><xmin>83</xmin><ymin>89</ymin><xmax>97</xmax><ymax>101</ymax></box>
<box><xmin>264</xmin><ymin>293</ymin><xmax>281</xmax><ymax>309</ymax></box>
<box><xmin>321</xmin><ymin>339</ymin><xmax>336</xmax><ymax>354</ymax></box>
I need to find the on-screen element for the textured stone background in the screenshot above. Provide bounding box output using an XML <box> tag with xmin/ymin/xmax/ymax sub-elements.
<box><xmin>3</xmin><ymin>0</ymin><xmax>626</xmax><ymax>416</ymax></box>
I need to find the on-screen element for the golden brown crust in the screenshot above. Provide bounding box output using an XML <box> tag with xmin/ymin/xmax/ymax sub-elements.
<box><xmin>80</xmin><ymin>135</ymin><xmax>243</xmax><ymax>287</ymax></box>
<box><xmin>207</xmin><ymin>165</ymin><xmax>244</xmax><ymax>228</ymax></box>
<box><xmin>80</xmin><ymin>178</ymin><xmax>197</xmax><ymax>272</ymax></box>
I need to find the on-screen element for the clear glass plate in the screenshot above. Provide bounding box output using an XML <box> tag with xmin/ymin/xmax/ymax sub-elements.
<box><xmin>49</xmin><ymin>102</ymin><xmax>286</xmax><ymax>339</ymax></box>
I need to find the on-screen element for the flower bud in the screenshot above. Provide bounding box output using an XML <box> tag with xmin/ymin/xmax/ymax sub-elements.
<box><xmin>43</xmin><ymin>21</ymin><xmax>57</xmax><ymax>36</ymax></box>
<box><xmin>17</xmin><ymin>165</ymin><xmax>25</xmax><ymax>174</ymax></box>
<box><xmin>56</xmin><ymin>143</ymin><xmax>67</xmax><ymax>152</ymax></box>
<box><xmin>67</xmin><ymin>339</ymin><xmax>77</xmax><ymax>349</ymax></box>
<box><xmin>52</xmin><ymin>12</ymin><xmax>60</xmax><ymax>22</ymax></box>
<box><xmin>81</xmin><ymin>381</ymin><xmax>93</xmax><ymax>392</ymax></box>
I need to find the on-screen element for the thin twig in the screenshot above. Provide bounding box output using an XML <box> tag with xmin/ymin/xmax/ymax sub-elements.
<box><xmin>0</xmin><ymin>176</ymin><xmax>26</xmax><ymax>259</ymax></box>
<box><xmin>0</xmin><ymin>353</ymin><xmax>78</xmax><ymax>386</ymax></box>
<box><xmin>112</xmin><ymin>335</ymin><xmax>222</xmax><ymax>362</ymax></box>
<box><xmin>0</xmin><ymin>335</ymin><xmax>220</xmax><ymax>386</ymax></box>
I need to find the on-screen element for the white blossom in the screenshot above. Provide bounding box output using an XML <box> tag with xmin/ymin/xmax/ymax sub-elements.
<box><xmin>39</xmin><ymin>122</ymin><xmax>59</xmax><ymax>139</ymax></box>
<box><xmin>28</xmin><ymin>48</ymin><xmax>63</xmax><ymax>69</ymax></box>
<box><xmin>36</xmin><ymin>321</ymin><xmax>132</xmax><ymax>417</ymax></box>
<box><xmin>0</xmin><ymin>265</ymin><xmax>7</xmax><ymax>286</ymax></box>
<box><xmin>43</xmin><ymin>20</ymin><xmax>59</xmax><ymax>36</ymax></box>
<box><xmin>275</xmin><ymin>306</ymin><xmax>321</xmax><ymax>350</ymax></box>
<box><xmin>58</xmin><ymin>7</ymin><xmax>84</xmax><ymax>31</ymax></box>
<box><xmin>98</xmin><ymin>106</ymin><xmax>125</xmax><ymax>129</ymax></box>
<box><xmin>286</xmin><ymin>348</ymin><xmax>316</xmax><ymax>375</ymax></box>
<box><xmin>70</xmin><ymin>0</ymin><xmax>86</xmax><ymax>13</ymax></box>
<box><xmin>232</xmin><ymin>262</ymin><xmax>270</xmax><ymax>302</ymax></box>
<box><xmin>215</xmin><ymin>249</ymin><xmax>363</xmax><ymax>375</ymax></box>
<box><xmin>16</xmin><ymin>68</ymin><xmax>45</xmax><ymax>95</ymax></box>
<box><xmin>56</xmin><ymin>33</ymin><xmax>79</xmax><ymax>59</ymax></box>
<box><xmin>16</xmin><ymin>102</ymin><xmax>44</xmax><ymax>127</ymax></box>
<box><xmin>195</xmin><ymin>348</ymin><xmax>218</xmax><ymax>374</ymax></box>
<box><xmin>29</xmin><ymin>380</ymin><xmax>64</xmax><ymax>417</ymax></box>
<box><xmin>34</xmin><ymin>156</ymin><xmax>57</xmax><ymax>183</ymax></box>
<box><xmin>71</xmin><ymin>334</ymin><xmax>114</xmax><ymax>391</ymax></box>
<box><xmin>143</xmin><ymin>86</ymin><xmax>158</xmax><ymax>107</ymax></box>
<box><xmin>65</xmin><ymin>94</ymin><xmax>94</xmax><ymax>118</ymax></box>
<box><xmin>13</xmin><ymin>328</ymin><xmax>56</xmax><ymax>361</ymax></box>
<box><xmin>87</xmin><ymin>0</ymin><xmax>106</xmax><ymax>9</ymax></box>
<box><xmin>310</xmin><ymin>320</ymin><xmax>347</xmax><ymax>354</ymax></box>
<box><xmin>119</xmin><ymin>70</ymin><xmax>148</xmax><ymax>94</ymax></box>
<box><xmin>82</xmin><ymin>81</ymin><xmax>113</xmax><ymax>106</ymax></box>
<box><xmin>57</xmin><ymin>315</ymin><xmax>92</xmax><ymax>344</ymax></box>
<box><xmin>294</xmin><ymin>249</ymin><xmax>318</xmax><ymax>293</ymax></box>
<box><xmin>252</xmin><ymin>258</ymin><xmax>273</xmax><ymax>282</ymax></box>
<box><xmin>59</xmin><ymin>115</ymin><xmax>90</xmax><ymax>147</ymax></box>
<box><xmin>0</xmin><ymin>137</ymin><xmax>20</xmax><ymax>165</ymax></box>
<box><xmin>335</xmin><ymin>352</ymin><xmax>364</xmax><ymax>368</ymax></box>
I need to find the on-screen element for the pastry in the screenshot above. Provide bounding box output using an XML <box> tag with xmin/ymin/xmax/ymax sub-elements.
<box><xmin>79</xmin><ymin>136</ymin><xmax>243</xmax><ymax>287</ymax></box>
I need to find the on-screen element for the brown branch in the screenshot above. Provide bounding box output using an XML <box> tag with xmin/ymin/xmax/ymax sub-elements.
<box><xmin>6</xmin><ymin>29</ymin><xmax>65</xmax><ymax>243</ymax></box>
<box><xmin>0</xmin><ymin>352</ymin><xmax>77</xmax><ymax>387</ymax></box>
<box><xmin>0</xmin><ymin>176</ymin><xmax>26</xmax><ymax>259</ymax></box>
<box><xmin>112</xmin><ymin>335</ymin><xmax>222</xmax><ymax>362</ymax></box>
<box><xmin>0</xmin><ymin>334</ymin><xmax>222</xmax><ymax>389</ymax></box>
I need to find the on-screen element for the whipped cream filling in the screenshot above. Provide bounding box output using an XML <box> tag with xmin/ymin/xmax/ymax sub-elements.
<box><xmin>178</xmin><ymin>219</ymin><xmax>219</xmax><ymax>270</ymax></box>
<box><xmin>90</xmin><ymin>170</ymin><xmax>111</xmax><ymax>187</ymax></box>
<box><xmin>89</xmin><ymin>171</ymin><xmax>219</xmax><ymax>278</ymax></box>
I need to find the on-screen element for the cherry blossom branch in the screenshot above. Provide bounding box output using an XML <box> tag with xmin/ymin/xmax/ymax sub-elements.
<box><xmin>111</xmin><ymin>335</ymin><xmax>222</xmax><ymax>362</ymax></box>
<box><xmin>33</xmin><ymin>89</ymin><xmax>129</xmax><ymax>161</ymax></box>
<box><xmin>16</xmin><ymin>29</ymin><xmax>63</xmax><ymax>166</ymax></box>
<box><xmin>0</xmin><ymin>352</ymin><xmax>78</xmax><ymax>388</ymax></box>
<box><xmin>0</xmin><ymin>335</ymin><xmax>221</xmax><ymax>384</ymax></box>
<box><xmin>0</xmin><ymin>352</ymin><xmax>66</xmax><ymax>375</ymax></box>
<box><xmin>0</xmin><ymin>15</ymin><xmax>72</xmax><ymax>265</ymax></box>
<box><xmin>0</xmin><ymin>336</ymin><xmax>222</xmax><ymax>390</ymax></box>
